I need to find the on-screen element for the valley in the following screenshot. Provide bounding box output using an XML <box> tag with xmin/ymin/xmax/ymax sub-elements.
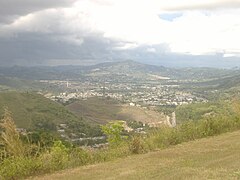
<box><xmin>1</xmin><ymin>61</ymin><xmax>240</xmax><ymax>179</ymax></box>
<box><xmin>1</xmin><ymin>61</ymin><xmax>240</xmax><ymax>145</ymax></box>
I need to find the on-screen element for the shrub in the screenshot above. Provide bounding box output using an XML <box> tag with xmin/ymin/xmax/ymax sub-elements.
<box><xmin>68</xmin><ymin>148</ymin><xmax>93</xmax><ymax>166</ymax></box>
<box><xmin>0</xmin><ymin>157</ymin><xmax>41</xmax><ymax>179</ymax></box>
<box><xmin>178</xmin><ymin>121</ymin><xmax>201</xmax><ymax>141</ymax></box>
<box><xmin>129</xmin><ymin>135</ymin><xmax>145</xmax><ymax>154</ymax></box>
<box><xmin>0</xmin><ymin>109</ymin><xmax>25</xmax><ymax>158</ymax></box>
<box><xmin>40</xmin><ymin>140</ymin><xmax>69</xmax><ymax>171</ymax></box>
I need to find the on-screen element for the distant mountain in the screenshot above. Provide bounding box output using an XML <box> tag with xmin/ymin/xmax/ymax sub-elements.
<box><xmin>201</xmin><ymin>74</ymin><xmax>240</xmax><ymax>90</ymax></box>
<box><xmin>0</xmin><ymin>60</ymin><xmax>239</xmax><ymax>81</ymax></box>
<box><xmin>90</xmin><ymin>61</ymin><xmax>240</xmax><ymax>81</ymax></box>
<box><xmin>90</xmin><ymin>60</ymin><xmax>168</xmax><ymax>73</ymax></box>
<box><xmin>0</xmin><ymin>60</ymin><xmax>171</xmax><ymax>80</ymax></box>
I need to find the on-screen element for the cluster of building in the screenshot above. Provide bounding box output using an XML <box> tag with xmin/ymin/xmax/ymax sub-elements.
<box><xmin>42</xmin><ymin>79</ymin><xmax>207</xmax><ymax>106</ymax></box>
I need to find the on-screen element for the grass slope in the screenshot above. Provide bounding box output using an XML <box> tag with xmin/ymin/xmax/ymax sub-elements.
<box><xmin>66</xmin><ymin>97</ymin><xmax>167</xmax><ymax>125</ymax></box>
<box><xmin>66</xmin><ymin>98</ymin><xmax>121</xmax><ymax>124</ymax></box>
<box><xmin>0</xmin><ymin>91</ymin><xmax>85</xmax><ymax>130</ymax></box>
<box><xmin>34</xmin><ymin>130</ymin><xmax>240</xmax><ymax>180</ymax></box>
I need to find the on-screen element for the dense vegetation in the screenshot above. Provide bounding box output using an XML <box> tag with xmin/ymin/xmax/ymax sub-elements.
<box><xmin>1</xmin><ymin>97</ymin><xmax>240</xmax><ymax>179</ymax></box>
<box><xmin>176</xmin><ymin>101</ymin><xmax>229</xmax><ymax>123</ymax></box>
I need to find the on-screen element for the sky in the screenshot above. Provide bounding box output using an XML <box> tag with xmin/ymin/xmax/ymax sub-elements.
<box><xmin>0</xmin><ymin>0</ymin><xmax>240</xmax><ymax>67</ymax></box>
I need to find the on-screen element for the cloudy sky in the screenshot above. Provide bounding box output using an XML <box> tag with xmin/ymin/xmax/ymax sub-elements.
<box><xmin>0</xmin><ymin>0</ymin><xmax>240</xmax><ymax>67</ymax></box>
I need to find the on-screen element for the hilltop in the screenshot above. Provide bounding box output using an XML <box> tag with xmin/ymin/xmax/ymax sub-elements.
<box><xmin>33</xmin><ymin>130</ymin><xmax>240</xmax><ymax>180</ymax></box>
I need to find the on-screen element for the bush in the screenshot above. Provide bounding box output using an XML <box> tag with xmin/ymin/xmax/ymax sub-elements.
<box><xmin>0</xmin><ymin>157</ymin><xmax>41</xmax><ymax>179</ymax></box>
<box><xmin>40</xmin><ymin>141</ymin><xmax>69</xmax><ymax>171</ymax></box>
<box><xmin>0</xmin><ymin>109</ymin><xmax>25</xmax><ymax>158</ymax></box>
<box><xmin>129</xmin><ymin>135</ymin><xmax>145</xmax><ymax>154</ymax></box>
<box><xmin>68</xmin><ymin>148</ymin><xmax>93</xmax><ymax>166</ymax></box>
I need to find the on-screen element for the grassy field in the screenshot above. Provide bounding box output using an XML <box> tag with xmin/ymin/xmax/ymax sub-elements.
<box><xmin>67</xmin><ymin>97</ymin><xmax>167</xmax><ymax>125</ymax></box>
<box><xmin>33</xmin><ymin>130</ymin><xmax>240</xmax><ymax>180</ymax></box>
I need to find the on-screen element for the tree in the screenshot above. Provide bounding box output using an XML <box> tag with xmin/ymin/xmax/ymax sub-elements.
<box><xmin>101</xmin><ymin>121</ymin><xmax>126</xmax><ymax>146</ymax></box>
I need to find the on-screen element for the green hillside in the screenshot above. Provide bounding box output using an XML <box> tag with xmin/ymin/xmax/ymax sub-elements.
<box><xmin>33</xmin><ymin>130</ymin><xmax>240</xmax><ymax>180</ymax></box>
<box><xmin>0</xmin><ymin>76</ymin><xmax>38</xmax><ymax>91</ymax></box>
<box><xmin>0</xmin><ymin>76</ymin><xmax>65</xmax><ymax>93</ymax></box>
<box><xmin>0</xmin><ymin>92</ymin><xmax>99</xmax><ymax>135</ymax></box>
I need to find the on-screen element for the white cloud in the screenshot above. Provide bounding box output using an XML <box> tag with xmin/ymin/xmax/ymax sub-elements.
<box><xmin>146</xmin><ymin>48</ymin><xmax>156</xmax><ymax>53</ymax></box>
<box><xmin>68</xmin><ymin>0</ymin><xmax>240</xmax><ymax>56</ymax></box>
<box><xmin>0</xmin><ymin>0</ymin><xmax>240</xmax><ymax>63</ymax></box>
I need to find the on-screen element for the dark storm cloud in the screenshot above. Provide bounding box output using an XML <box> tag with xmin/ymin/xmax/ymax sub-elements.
<box><xmin>0</xmin><ymin>31</ymin><xmax>121</xmax><ymax>66</ymax></box>
<box><xmin>0</xmin><ymin>1</ymin><xmax>121</xmax><ymax>66</ymax></box>
<box><xmin>0</xmin><ymin>31</ymin><xmax>239</xmax><ymax>68</ymax></box>
<box><xmin>0</xmin><ymin>0</ymin><xmax>75</xmax><ymax>23</ymax></box>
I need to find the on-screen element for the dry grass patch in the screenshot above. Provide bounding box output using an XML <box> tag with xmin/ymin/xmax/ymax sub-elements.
<box><xmin>32</xmin><ymin>130</ymin><xmax>240</xmax><ymax>180</ymax></box>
